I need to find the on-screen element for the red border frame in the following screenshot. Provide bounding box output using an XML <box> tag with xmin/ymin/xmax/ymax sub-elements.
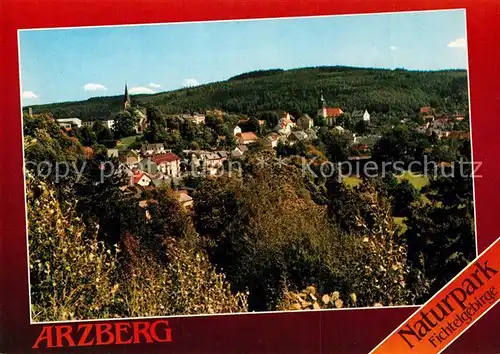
<box><xmin>1</xmin><ymin>1</ymin><xmax>499</xmax><ymax>353</ymax></box>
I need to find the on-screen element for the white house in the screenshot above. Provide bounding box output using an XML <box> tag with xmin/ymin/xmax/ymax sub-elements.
<box><xmin>352</xmin><ymin>109</ymin><xmax>370</xmax><ymax>123</ymax></box>
<box><xmin>189</xmin><ymin>113</ymin><xmax>206</xmax><ymax>125</ymax></box>
<box><xmin>264</xmin><ymin>132</ymin><xmax>281</xmax><ymax>148</ymax></box>
<box><xmin>56</xmin><ymin>118</ymin><xmax>82</xmax><ymax>128</ymax></box>
<box><xmin>104</xmin><ymin>119</ymin><xmax>115</xmax><ymax>129</ymax></box>
<box><xmin>233</xmin><ymin>126</ymin><xmax>242</xmax><ymax>136</ymax></box>
<box><xmin>132</xmin><ymin>170</ymin><xmax>152</xmax><ymax>187</ymax></box>
<box><xmin>200</xmin><ymin>152</ymin><xmax>223</xmax><ymax>175</ymax></box>
<box><xmin>81</xmin><ymin>119</ymin><xmax>114</xmax><ymax>129</ymax></box>
<box><xmin>151</xmin><ymin>152</ymin><xmax>181</xmax><ymax>178</ymax></box>
<box><xmin>141</xmin><ymin>143</ymin><xmax>166</xmax><ymax>156</ymax></box>
<box><xmin>107</xmin><ymin>148</ymin><xmax>119</xmax><ymax>158</ymax></box>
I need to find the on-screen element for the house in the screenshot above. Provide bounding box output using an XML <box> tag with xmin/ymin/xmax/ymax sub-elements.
<box><xmin>288</xmin><ymin>131</ymin><xmax>309</xmax><ymax>145</ymax></box>
<box><xmin>122</xmin><ymin>151</ymin><xmax>140</xmax><ymax>167</ymax></box>
<box><xmin>233</xmin><ymin>126</ymin><xmax>242</xmax><ymax>136</ymax></box>
<box><xmin>236</xmin><ymin>132</ymin><xmax>258</xmax><ymax>145</ymax></box>
<box><xmin>56</xmin><ymin>118</ymin><xmax>82</xmax><ymax>128</ymax></box>
<box><xmin>151</xmin><ymin>152</ymin><xmax>181</xmax><ymax>178</ymax></box>
<box><xmin>132</xmin><ymin>169</ymin><xmax>152</xmax><ymax>187</ymax></box>
<box><xmin>231</xmin><ymin>144</ymin><xmax>249</xmax><ymax>158</ymax></box>
<box><xmin>83</xmin><ymin>119</ymin><xmax>115</xmax><ymax>129</ymax></box>
<box><xmin>352</xmin><ymin>109</ymin><xmax>370</xmax><ymax>123</ymax></box>
<box><xmin>141</xmin><ymin>143</ymin><xmax>166</xmax><ymax>156</ymax></box>
<box><xmin>201</xmin><ymin>152</ymin><xmax>223</xmax><ymax>175</ymax></box>
<box><xmin>297</xmin><ymin>114</ymin><xmax>314</xmax><ymax>131</ymax></box>
<box><xmin>275</xmin><ymin>111</ymin><xmax>296</xmax><ymax>135</ymax></box>
<box><xmin>188</xmin><ymin>113</ymin><xmax>206</xmax><ymax>125</ymax></box>
<box><xmin>264</xmin><ymin>132</ymin><xmax>281</xmax><ymax>148</ymax></box>
<box><xmin>107</xmin><ymin>148</ymin><xmax>119</xmax><ymax>158</ymax></box>
<box><xmin>176</xmin><ymin>190</ymin><xmax>194</xmax><ymax>209</ymax></box>
<box><xmin>137</xmin><ymin>158</ymin><xmax>159</xmax><ymax>174</ymax></box>
<box><xmin>304</xmin><ymin>128</ymin><xmax>317</xmax><ymax>140</ymax></box>
<box><xmin>117</xmin><ymin>163</ymin><xmax>133</xmax><ymax>179</ymax></box>
<box><xmin>104</xmin><ymin>119</ymin><xmax>115</xmax><ymax>129</ymax></box>
<box><xmin>217</xmin><ymin>151</ymin><xmax>229</xmax><ymax>160</ymax></box>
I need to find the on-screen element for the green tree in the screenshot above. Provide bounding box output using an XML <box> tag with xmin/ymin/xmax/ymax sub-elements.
<box><xmin>392</xmin><ymin>179</ymin><xmax>419</xmax><ymax>217</ymax></box>
<box><xmin>373</xmin><ymin>126</ymin><xmax>431</xmax><ymax>167</ymax></box>
<box><xmin>113</xmin><ymin>110</ymin><xmax>136</xmax><ymax>139</ymax></box>
<box><xmin>318</xmin><ymin>129</ymin><xmax>352</xmax><ymax>162</ymax></box>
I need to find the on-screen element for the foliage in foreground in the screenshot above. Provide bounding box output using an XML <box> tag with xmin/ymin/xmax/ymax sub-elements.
<box><xmin>27</xmin><ymin>173</ymin><xmax>247</xmax><ymax>322</ymax></box>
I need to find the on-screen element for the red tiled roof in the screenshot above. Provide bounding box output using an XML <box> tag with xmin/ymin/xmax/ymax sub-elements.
<box><xmin>151</xmin><ymin>152</ymin><xmax>180</xmax><ymax>165</ymax></box>
<box><xmin>420</xmin><ymin>107</ymin><xmax>432</xmax><ymax>114</ymax></box>
<box><xmin>325</xmin><ymin>107</ymin><xmax>343</xmax><ymax>117</ymax></box>
<box><xmin>133</xmin><ymin>171</ymin><xmax>144</xmax><ymax>184</ymax></box>
<box><xmin>238</xmin><ymin>132</ymin><xmax>258</xmax><ymax>141</ymax></box>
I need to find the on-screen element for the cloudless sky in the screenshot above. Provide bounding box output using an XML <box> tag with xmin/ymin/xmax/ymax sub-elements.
<box><xmin>19</xmin><ymin>9</ymin><xmax>467</xmax><ymax>105</ymax></box>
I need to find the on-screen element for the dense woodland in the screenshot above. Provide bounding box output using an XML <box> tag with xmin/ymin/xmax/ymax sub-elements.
<box><xmin>25</xmin><ymin>67</ymin><xmax>475</xmax><ymax>321</ymax></box>
<box><xmin>25</xmin><ymin>66</ymin><xmax>468</xmax><ymax>120</ymax></box>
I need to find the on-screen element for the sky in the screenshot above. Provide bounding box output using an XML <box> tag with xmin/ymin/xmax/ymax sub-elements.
<box><xmin>19</xmin><ymin>9</ymin><xmax>467</xmax><ymax>106</ymax></box>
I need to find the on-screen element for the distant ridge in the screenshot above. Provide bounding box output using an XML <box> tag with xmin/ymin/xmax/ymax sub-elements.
<box><xmin>24</xmin><ymin>66</ymin><xmax>468</xmax><ymax>120</ymax></box>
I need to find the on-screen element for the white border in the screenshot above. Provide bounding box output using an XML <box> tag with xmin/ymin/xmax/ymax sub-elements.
<box><xmin>17</xmin><ymin>8</ymin><xmax>476</xmax><ymax>326</ymax></box>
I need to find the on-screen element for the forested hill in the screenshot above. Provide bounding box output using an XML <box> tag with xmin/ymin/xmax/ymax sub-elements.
<box><xmin>25</xmin><ymin>66</ymin><xmax>468</xmax><ymax>120</ymax></box>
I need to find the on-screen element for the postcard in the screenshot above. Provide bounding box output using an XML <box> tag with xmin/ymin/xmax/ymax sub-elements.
<box><xmin>1</xmin><ymin>1</ymin><xmax>499</xmax><ymax>353</ymax></box>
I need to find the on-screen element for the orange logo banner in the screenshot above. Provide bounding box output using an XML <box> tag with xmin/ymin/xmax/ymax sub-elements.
<box><xmin>371</xmin><ymin>237</ymin><xmax>500</xmax><ymax>354</ymax></box>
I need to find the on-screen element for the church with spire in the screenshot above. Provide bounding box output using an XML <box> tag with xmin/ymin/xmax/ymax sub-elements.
<box><xmin>124</xmin><ymin>83</ymin><xmax>131</xmax><ymax>110</ymax></box>
<box><xmin>317</xmin><ymin>91</ymin><xmax>344</xmax><ymax>127</ymax></box>
<box><xmin>121</xmin><ymin>82</ymin><xmax>148</xmax><ymax>133</ymax></box>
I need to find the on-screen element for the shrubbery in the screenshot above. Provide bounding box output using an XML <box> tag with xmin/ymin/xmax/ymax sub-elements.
<box><xmin>28</xmin><ymin>172</ymin><xmax>247</xmax><ymax>321</ymax></box>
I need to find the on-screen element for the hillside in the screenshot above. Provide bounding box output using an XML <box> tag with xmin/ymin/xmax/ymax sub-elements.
<box><xmin>25</xmin><ymin>66</ymin><xmax>468</xmax><ymax>120</ymax></box>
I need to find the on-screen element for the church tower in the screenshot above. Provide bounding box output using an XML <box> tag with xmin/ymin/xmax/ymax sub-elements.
<box><xmin>124</xmin><ymin>83</ymin><xmax>131</xmax><ymax>110</ymax></box>
<box><xmin>318</xmin><ymin>91</ymin><xmax>327</xmax><ymax>119</ymax></box>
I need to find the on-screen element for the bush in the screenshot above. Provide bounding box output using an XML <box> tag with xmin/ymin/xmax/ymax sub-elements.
<box><xmin>27</xmin><ymin>174</ymin><xmax>247</xmax><ymax>321</ymax></box>
<box><xmin>27</xmin><ymin>173</ymin><xmax>121</xmax><ymax>321</ymax></box>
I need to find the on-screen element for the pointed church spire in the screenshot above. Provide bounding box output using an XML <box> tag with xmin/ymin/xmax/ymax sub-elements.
<box><xmin>124</xmin><ymin>82</ymin><xmax>131</xmax><ymax>109</ymax></box>
<box><xmin>319</xmin><ymin>90</ymin><xmax>326</xmax><ymax>109</ymax></box>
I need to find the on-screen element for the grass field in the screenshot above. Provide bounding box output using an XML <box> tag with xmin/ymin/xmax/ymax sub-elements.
<box><xmin>117</xmin><ymin>135</ymin><xmax>141</xmax><ymax>149</ymax></box>
<box><xmin>343</xmin><ymin>171</ymin><xmax>430</xmax><ymax>191</ymax></box>
<box><xmin>396</xmin><ymin>171</ymin><xmax>429</xmax><ymax>191</ymax></box>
